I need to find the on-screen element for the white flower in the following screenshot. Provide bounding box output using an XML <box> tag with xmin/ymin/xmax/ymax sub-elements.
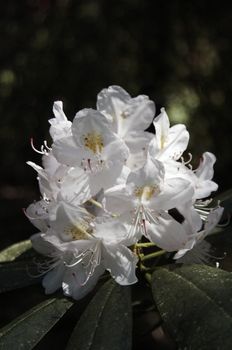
<box><xmin>97</xmin><ymin>85</ymin><xmax>155</xmax><ymax>141</ymax></box>
<box><xmin>97</xmin><ymin>85</ymin><xmax>155</xmax><ymax>170</ymax></box>
<box><xmin>31</xmin><ymin>232</ymin><xmax>105</xmax><ymax>299</ymax></box>
<box><xmin>27</xmin><ymin>152</ymin><xmax>69</xmax><ymax>201</ymax></box>
<box><xmin>160</xmin><ymin>152</ymin><xmax>218</xmax><ymax>202</ymax></box>
<box><xmin>103</xmin><ymin>156</ymin><xmax>194</xmax><ymax>251</ymax></box>
<box><xmin>26</xmin><ymin>86</ymin><xmax>223</xmax><ymax>300</ymax></box>
<box><xmin>194</xmin><ymin>152</ymin><xmax>218</xmax><ymax>199</ymax></box>
<box><xmin>31</xmin><ymin>203</ymin><xmax>138</xmax><ymax>300</ymax></box>
<box><xmin>174</xmin><ymin>205</ymin><xmax>224</xmax><ymax>260</ymax></box>
<box><xmin>52</xmin><ymin>108</ymin><xmax>129</xmax><ymax>197</ymax></box>
<box><xmin>28</xmin><ymin>152</ymin><xmax>106</xmax><ymax>208</ymax></box>
<box><xmin>49</xmin><ymin>101</ymin><xmax>72</xmax><ymax>141</ymax></box>
<box><xmin>148</xmin><ymin>108</ymin><xmax>189</xmax><ymax>161</ymax></box>
<box><xmin>26</xmin><ymin>199</ymin><xmax>54</xmax><ymax>232</ymax></box>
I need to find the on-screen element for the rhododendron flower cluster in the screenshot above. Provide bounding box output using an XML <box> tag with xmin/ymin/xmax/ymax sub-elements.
<box><xmin>26</xmin><ymin>86</ymin><xmax>223</xmax><ymax>300</ymax></box>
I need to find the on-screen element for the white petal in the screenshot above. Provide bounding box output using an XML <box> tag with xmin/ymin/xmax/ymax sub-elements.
<box><xmin>114</xmin><ymin>165</ymin><xmax>130</xmax><ymax>186</ymax></box>
<box><xmin>43</xmin><ymin>263</ymin><xmax>65</xmax><ymax>294</ymax></box>
<box><xmin>93</xmin><ymin>218</ymin><xmax>130</xmax><ymax>245</ymax></box>
<box><xmin>97</xmin><ymin>86</ymin><xmax>155</xmax><ymax>138</ymax></box>
<box><xmin>42</xmin><ymin>152</ymin><xmax>60</xmax><ymax>177</ymax></box>
<box><xmin>97</xmin><ymin>85</ymin><xmax>131</xmax><ymax>129</ymax></box>
<box><xmin>62</xmin><ymin>264</ymin><xmax>104</xmax><ymax>300</ymax></box>
<box><xmin>126</xmin><ymin>131</ymin><xmax>153</xmax><ymax>170</ymax></box>
<box><xmin>152</xmin><ymin>108</ymin><xmax>189</xmax><ymax>160</ymax></box>
<box><xmin>34</xmin><ymin>230</ymin><xmax>71</xmax><ymax>252</ymax></box>
<box><xmin>103</xmin><ymin>185</ymin><xmax>135</xmax><ymax>215</ymax></box>
<box><xmin>50</xmin><ymin>203</ymin><xmax>92</xmax><ymax>242</ymax></box>
<box><xmin>147</xmin><ymin>137</ymin><xmax>160</xmax><ymax>160</ymax></box>
<box><xmin>173</xmin><ymin>238</ymin><xmax>196</xmax><ymax>260</ymax></box>
<box><xmin>27</xmin><ymin>161</ymin><xmax>44</xmax><ymax>175</ymax></box>
<box><xmin>195</xmin><ymin>152</ymin><xmax>216</xmax><ymax>180</ymax></box>
<box><xmin>150</xmin><ymin>177</ymin><xmax>194</xmax><ymax>210</ymax></box>
<box><xmin>153</xmin><ymin>108</ymin><xmax>170</xmax><ymax>150</ymax></box>
<box><xmin>174</xmin><ymin>207</ymin><xmax>223</xmax><ymax>259</ymax></box>
<box><xmin>49</xmin><ymin>102</ymin><xmax>72</xmax><ymax>141</ymax></box>
<box><xmin>102</xmin><ymin>134</ymin><xmax>129</xmax><ymax>164</ymax></box>
<box><xmin>31</xmin><ymin>233</ymin><xmax>55</xmax><ymax>255</ymax></box>
<box><xmin>146</xmin><ymin>211</ymin><xmax>189</xmax><ymax>251</ymax></box>
<box><xmin>27</xmin><ymin>159</ymin><xmax>60</xmax><ymax>198</ymax></box>
<box><xmin>159</xmin><ymin>125</ymin><xmax>189</xmax><ymax>161</ymax></box>
<box><xmin>178</xmin><ymin>202</ymin><xmax>202</xmax><ymax>233</ymax></box>
<box><xmin>26</xmin><ymin>201</ymin><xmax>50</xmax><ymax>232</ymax></box>
<box><xmin>127</xmin><ymin>157</ymin><xmax>164</xmax><ymax>188</ymax></box>
<box><xmin>195</xmin><ymin>179</ymin><xmax>218</xmax><ymax>199</ymax></box>
<box><xmin>103</xmin><ymin>244</ymin><xmax>138</xmax><ymax>285</ymax></box>
<box><xmin>125</xmin><ymin>131</ymin><xmax>154</xmax><ymax>153</ymax></box>
<box><xmin>59</xmin><ymin>167</ymin><xmax>92</xmax><ymax>205</ymax></box>
<box><xmin>166</xmin><ymin>124</ymin><xmax>189</xmax><ymax>159</ymax></box>
<box><xmin>52</xmin><ymin>136</ymin><xmax>81</xmax><ymax>166</ymax></box>
<box><xmin>72</xmin><ymin>108</ymin><xmax>110</xmax><ymax>146</ymax></box>
<box><xmin>117</xmin><ymin>95</ymin><xmax>155</xmax><ymax>138</ymax></box>
<box><xmin>52</xmin><ymin>101</ymin><xmax>67</xmax><ymax>121</ymax></box>
<box><xmin>204</xmin><ymin>206</ymin><xmax>224</xmax><ymax>234</ymax></box>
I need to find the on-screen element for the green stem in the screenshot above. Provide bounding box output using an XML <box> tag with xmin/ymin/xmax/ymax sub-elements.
<box><xmin>136</xmin><ymin>242</ymin><xmax>156</xmax><ymax>248</ymax></box>
<box><xmin>140</xmin><ymin>250</ymin><xmax>166</xmax><ymax>262</ymax></box>
<box><xmin>139</xmin><ymin>262</ymin><xmax>151</xmax><ymax>272</ymax></box>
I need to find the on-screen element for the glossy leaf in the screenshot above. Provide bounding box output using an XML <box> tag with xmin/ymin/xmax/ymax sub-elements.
<box><xmin>0</xmin><ymin>297</ymin><xmax>73</xmax><ymax>350</ymax></box>
<box><xmin>66</xmin><ymin>279</ymin><xmax>132</xmax><ymax>350</ymax></box>
<box><xmin>152</xmin><ymin>265</ymin><xmax>232</xmax><ymax>349</ymax></box>
<box><xmin>0</xmin><ymin>240</ymin><xmax>32</xmax><ymax>262</ymax></box>
<box><xmin>0</xmin><ymin>260</ymin><xmax>42</xmax><ymax>293</ymax></box>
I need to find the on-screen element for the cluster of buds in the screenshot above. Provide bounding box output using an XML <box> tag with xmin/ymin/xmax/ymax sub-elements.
<box><xmin>26</xmin><ymin>86</ymin><xmax>223</xmax><ymax>300</ymax></box>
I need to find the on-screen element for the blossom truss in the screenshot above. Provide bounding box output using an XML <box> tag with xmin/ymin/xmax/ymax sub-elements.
<box><xmin>26</xmin><ymin>85</ymin><xmax>223</xmax><ymax>300</ymax></box>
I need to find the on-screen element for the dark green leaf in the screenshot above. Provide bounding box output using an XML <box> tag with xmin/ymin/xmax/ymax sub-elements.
<box><xmin>152</xmin><ymin>265</ymin><xmax>232</xmax><ymax>350</ymax></box>
<box><xmin>0</xmin><ymin>260</ymin><xmax>42</xmax><ymax>293</ymax></box>
<box><xmin>0</xmin><ymin>297</ymin><xmax>73</xmax><ymax>350</ymax></box>
<box><xmin>0</xmin><ymin>240</ymin><xmax>32</xmax><ymax>262</ymax></box>
<box><xmin>66</xmin><ymin>279</ymin><xmax>132</xmax><ymax>350</ymax></box>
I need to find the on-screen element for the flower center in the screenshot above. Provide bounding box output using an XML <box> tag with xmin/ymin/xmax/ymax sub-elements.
<box><xmin>83</xmin><ymin>133</ymin><xmax>104</xmax><ymax>154</ymax></box>
<box><xmin>134</xmin><ymin>185</ymin><xmax>159</xmax><ymax>201</ymax></box>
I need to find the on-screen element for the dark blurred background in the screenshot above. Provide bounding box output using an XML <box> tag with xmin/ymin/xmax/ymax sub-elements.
<box><xmin>0</xmin><ymin>0</ymin><xmax>231</xmax><ymax>249</ymax></box>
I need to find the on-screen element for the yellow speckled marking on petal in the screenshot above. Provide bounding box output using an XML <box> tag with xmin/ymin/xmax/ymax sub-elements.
<box><xmin>65</xmin><ymin>223</ymin><xmax>93</xmax><ymax>240</ymax></box>
<box><xmin>134</xmin><ymin>185</ymin><xmax>159</xmax><ymax>201</ymax></box>
<box><xmin>83</xmin><ymin>133</ymin><xmax>104</xmax><ymax>154</ymax></box>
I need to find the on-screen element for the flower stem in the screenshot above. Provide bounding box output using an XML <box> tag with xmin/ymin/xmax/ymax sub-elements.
<box><xmin>136</xmin><ymin>242</ymin><xmax>156</xmax><ymax>248</ymax></box>
<box><xmin>139</xmin><ymin>262</ymin><xmax>151</xmax><ymax>271</ymax></box>
<box><xmin>140</xmin><ymin>250</ymin><xmax>166</xmax><ymax>262</ymax></box>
